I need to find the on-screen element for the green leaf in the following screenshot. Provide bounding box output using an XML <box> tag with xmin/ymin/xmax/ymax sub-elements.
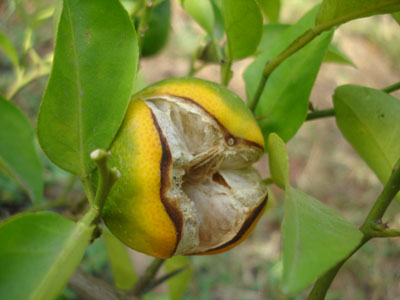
<box><xmin>316</xmin><ymin>0</ymin><xmax>400</xmax><ymax>27</ymax></box>
<box><xmin>244</xmin><ymin>6</ymin><xmax>333</xmax><ymax>142</ymax></box>
<box><xmin>257</xmin><ymin>23</ymin><xmax>290</xmax><ymax>55</ymax></box>
<box><xmin>53</xmin><ymin>0</ymin><xmax>63</xmax><ymax>40</ymax></box>
<box><xmin>0</xmin><ymin>96</ymin><xmax>43</xmax><ymax>204</ymax></box>
<box><xmin>210</xmin><ymin>0</ymin><xmax>225</xmax><ymax>41</ymax></box>
<box><xmin>182</xmin><ymin>0</ymin><xmax>214</xmax><ymax>36</ymax></box>
<box><xmin>0</xmin><ymin>31</ymin><xmax>19</xmax><ymax>70</ymax></box>
<box><xmin>142</xmin><ymin>0</ymin><xmax>171</xmax><ymax>57</ymax></box>
<box><xmin>392</xmin><ymin>12</ymin><xmax>400</xmax><ymax>24</ymax></box>
<box><xmin>256</xmin><ymin>0</ymin><xmax>281</xmax><ymax>23</ymax></box>
<box><xmin>267</xmin><ymin>133</ymin><xmax>289</xmax><ymax>189</ymax></box>
<box><xmin>0</xmin><ymin>211</ymin><xmax>96</xmax><ymax>300</ymax></box>
<box><xmin>324</xmin><ymin>43</ymin><xmax>356</xmax><ymax>67</ymax></box>
<box><xmin>164</xmin><ymin>256</ymin><xmax>192</xmax><ymax>300</ymax></box>
<box><xmin>245</xmin><ymin>7</ymin><xmax>319</xmax><ymax>103</ymax></box>
<box><xmin>37</xmin><ymin>0</ymin><xmax>138</xmax><ymax>177</ymax></box>
<box><xmin>132</xmin><ymin>67</ymin><xmax>148</xmax><ymax>94</ymax></box>
<box><xmin>282</xmin><ymin>187</ymin><xmax>363</xmax><ymax>294</ymax></box>
<box><xmin>103</xmin><ymin>229</ymin><xmax>137</xmax><ymax>291</ymax></box>
<box><xmin>334</xmin><ymin>85</ymin><xmax>400</xmax><ymax>200</ymax></box>
<box><xmin>222</xmin><ymin>0</ymin><xmax>263</xmax><ymax>60</ymax></box>
<box><xmin>81</xmin><ymin>237</ymin><xmax>109</xmax><ymax>274</ymax></box>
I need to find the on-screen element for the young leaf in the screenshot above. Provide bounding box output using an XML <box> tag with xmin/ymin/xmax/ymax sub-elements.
<box><xmin>142</xmin><ymin>0</ymin><xmax>171</xmax><ymax>57</ymax></box>
<box><xmin>267</xmin><ymin>133</ymin><xmax>289</xmax><ymax>189</ymax></box>
<box><xmin>256</xmin><ymin>0</ymin><xmax>281</xmax><ymax>23</ymax></box>
<box><xmin>316</xmin><ymin>0</ymin><xmax>400</xmax><ymax>27</ymax></box>
<box><xmin>334</xmin><ymin>85</ymin><xmax>400</xmax><ymax>199</ymax></box>
<box><xmin>0</xmin><ymin>31</ymin><xmax>19</xmax><ymax>70</ymax></box>
<box><xmin>182</xmin><ymin>0</ymin><xmax>214</xmax><ymax>36</ymax></box>
<box><xmin>37</xmin><ymin>0</ymin><xmax>138</xmax><ymax>177</ymax></box>
<box><xmin>222</xmin><ymin>0</ymin><xmax>263</xmax><ymax>60</ymax></box>
<box><xmin>244</xmin><ymin>6</ymin><xmax>333</xmax><ymax>142</ymax></box>
<box><xmin>282</xmin><ymin>187</ymin><xmax>363</xmax><ymax>294</ymax></box>
<box><xmin>0</xmin><ymin>211</ymin><xmax>95</xmax><ymax>300</ymax></box>
<box><xmin>0</xmin><ymin>96</ymin><xmax>43</xmax><ymax>204</ymax></box>
<box><xmin>164</xmin><ymin>256</ymin><xmax>192</xmax><ymax>300</ymax></box>
<box><xmin>103</xmin><ymin>229</ymin><xmax>138</xmax><ymax>291</ymax></box>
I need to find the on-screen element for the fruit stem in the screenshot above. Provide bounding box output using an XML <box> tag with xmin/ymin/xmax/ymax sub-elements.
<box><xmin>90</xmin><ymin>149</ymin><xmax>120</xmax><ymax>213</ymax></box>
<box><xmin>307</xmin><ymin>157</ymin><xmax>400</xmax><ymax>299</ymax></box>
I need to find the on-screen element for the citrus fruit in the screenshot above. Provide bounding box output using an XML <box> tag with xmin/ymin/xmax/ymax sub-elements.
<box><xmin>102</xmin><ymin>77</ymin><xmax>267</xmax><ymax>258</ymax></box>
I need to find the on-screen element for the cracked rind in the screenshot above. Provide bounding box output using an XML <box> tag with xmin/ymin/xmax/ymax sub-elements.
<box><xmin>103</xmin><ymin>78</ymin><xmax>267</xmax><ymax>258</ymax></box>
<box><xmin>147</xmin><ymin>95</ymin><xmax>266</xmax><ymax>255</ymax></box>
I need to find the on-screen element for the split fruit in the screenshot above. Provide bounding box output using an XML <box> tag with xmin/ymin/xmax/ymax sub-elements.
<box><xmin>102</xmin><ymin>78</ymin><xmax>267</xmax><ymax>258</ymax></box>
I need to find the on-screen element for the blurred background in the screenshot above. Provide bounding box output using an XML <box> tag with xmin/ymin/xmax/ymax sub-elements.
<box><xmin>1</xmin><ymin>0</ymin><xmax>400</xmax><ymax>299</ymax></box>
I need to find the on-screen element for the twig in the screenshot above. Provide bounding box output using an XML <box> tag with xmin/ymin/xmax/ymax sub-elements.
<box><xmin>68</xmin><ymin>268</ymin><xmax>121</xmax><ymax>300</ymax></box>
<box><xmin>360</xmin><ymin>159</ymin><xmax>400</xmax><ymax>237</ymax></box>
<box><xmin>248</xmin><ymin>2</ymin><xmax>399</xmax><ymax>111</ymax></box>
<box><xmin>6</xmin><ymin>62</ymin><xmax>51</xmax><ymax>100</ymax></box>
<box><xmin>304</xmin><ymin>80</ymin><xmax>400</xmax><ymax>122</ymax></box>
<box><xmin>142</xmin><ymin>265</ymin><xmax>189</xmax><ymax>294</ymax></box>
<box><xmin>248</xmin><ymin>29</ymin><xmax>320</xmax><ymax>111</ymax></box>
<box><xmin>132</xmin><ymin>258</ymin><xmax>165</xmax><ymax>297</ymax></box>
<box><xmin>382</xmin><ymin>81</ymin><xmax>400</xmax><ymax>94</ymax></box>
<box><xmin>307</xmin><ymin>157</ymin><xmax>400</xmax><ymax>299</ymax></box>
<box><xmin>81</xmin><ymin>177</ymin><xmax>95</xmax><ymax>205</ymax></box>
<box><xmin>220</xmin><ymin>59</ymin><xmax>232</xmax><ymax>86</ymax></box>
<box><xmin>306</xmin><ymin>108</ymin><xmax>335</xmax><ymax>121</ymax></box>
<box><xmin>137</xmin><ymin>0</ymin><xmax>155</xmax><ymax>55</ymax></box>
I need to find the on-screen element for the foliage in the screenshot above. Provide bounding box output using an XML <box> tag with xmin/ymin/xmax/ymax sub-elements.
<box><xmin>0</xmin><ymin>0</ymin><xmax>400</xmax><ymax>299</ymax></box>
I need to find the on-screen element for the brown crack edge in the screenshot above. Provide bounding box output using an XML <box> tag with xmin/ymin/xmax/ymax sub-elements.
<box><xmin>192</xmin><ymin>195</ymin><xmax>268</xmax><ymax>255</ymax></box>
<box><xmin>166</xmin><ymin>94</ymin><xmax>264</xmax><ymax>151</ymax></box>
<box><xmin>151</xmin><ymin>110</ymin><xmax>183</xmax><ymax>257</ymax></box>
<box><xmin>147</xmin><ymin>94</ymin><xmax>265</xmax><ymax>256</ymax></box>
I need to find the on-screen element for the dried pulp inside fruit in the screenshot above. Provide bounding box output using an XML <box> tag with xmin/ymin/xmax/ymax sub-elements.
<box><xmin>146</xmin><ymin>95</ymin><xmax>267</xmax><ymax>255</ymax></box>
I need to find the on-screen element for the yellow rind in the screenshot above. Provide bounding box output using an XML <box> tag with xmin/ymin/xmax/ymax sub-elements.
<box><xmin>102</xmin><ymin>100</ymin><xmax>177</xmax><ymax>258</ymax></box>
<box><xmin>137</xmin><ymin>77</ymin><xmax>265</xmax><ymax>148</ymax></box>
